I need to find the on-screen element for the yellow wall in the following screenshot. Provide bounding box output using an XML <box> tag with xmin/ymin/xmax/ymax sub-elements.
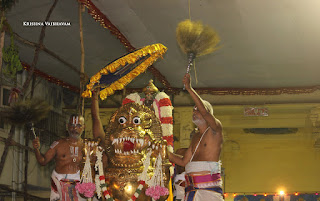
<box><xmin>84</xmin><ymin>107</ymin><xmax>117</xmax><ymax>139</ymax></box>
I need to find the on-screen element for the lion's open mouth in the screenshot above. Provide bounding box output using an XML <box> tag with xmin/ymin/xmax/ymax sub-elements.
<box><xmin>112</xmin><ymin>137</ymin><xmax>150</xmax><ymax>155</ymax></box>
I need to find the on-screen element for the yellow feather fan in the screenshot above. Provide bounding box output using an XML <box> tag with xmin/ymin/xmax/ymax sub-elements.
<box><xmin>176</xmin><ymin>19</ymin><xmax>221</xmax><ymax>75</ymax></box>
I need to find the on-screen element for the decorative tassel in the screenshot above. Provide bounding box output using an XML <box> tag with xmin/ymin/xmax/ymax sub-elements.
<box><xmin>138</xmin><ymin>149</ymin><xmax>152</xmax><ymax>182</ymax></box>
<box><xmin>76</xmin><ymin>142</ymin><xmax>96</xmax><ymax>199</ymax></box>
<box><xmin>145</xmin><ymin>153</ymin><xmax>169</xmax><ymax>200</ymax></box>
<box><xmin>94</xmin><ymin>146</ymin><xmax>104</xmax><ymax>199</ymax></box>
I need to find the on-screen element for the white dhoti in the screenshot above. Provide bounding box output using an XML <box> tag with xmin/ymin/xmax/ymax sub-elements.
<box><xmin>50</xmin><ymin>170</ymin><xmax>87</xmax><ymax>201</ymax></box>
<box><xmin>184</xmin><ymin>161</ymin><xmax>224</xmax><ymax>201</ymax></box>
<box><xmin>174</xmin><ymin>172</ymin><xmax>186</xmax><ymax>201</ymax></box>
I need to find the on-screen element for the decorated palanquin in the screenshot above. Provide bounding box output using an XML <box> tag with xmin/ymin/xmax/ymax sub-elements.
<box><xmin>79</xmin><ymin>80</ymin><xmax>174</xmax><ymax>201</ymax></box>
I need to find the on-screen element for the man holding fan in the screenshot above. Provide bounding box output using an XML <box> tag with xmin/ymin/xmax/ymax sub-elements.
<box><xmin>169</xmin><ymin>73</ymin><xmax>224</xmax><ymax>201</ymax></box>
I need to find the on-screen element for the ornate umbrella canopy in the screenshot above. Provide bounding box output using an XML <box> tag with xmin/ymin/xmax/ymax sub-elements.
<box><xmin>82</xmin><ymin>43</ymin><xmax>167</xmax><ymax>100</ymax></box>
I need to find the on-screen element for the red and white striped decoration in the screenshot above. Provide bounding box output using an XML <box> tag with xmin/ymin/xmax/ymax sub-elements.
<box><xmin>153</xmin><ymin>92</ymin><xmax>174</xmax><ymax>153</ymax></box>
<box><xmin>122</xmin><ymin>93</ymin><xmax>143</xmax><ymax>105</ymax></box>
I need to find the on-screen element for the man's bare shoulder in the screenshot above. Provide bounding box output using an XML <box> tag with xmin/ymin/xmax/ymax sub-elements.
<box><xmin>50</xmin><ymin>138</ymin><xmax>67</xmax><ymax>149</ymax></box>
<box><xmin>57</xmin><ymin>138</ymin><xmax>70</xmax><ymax>144</ymax></box>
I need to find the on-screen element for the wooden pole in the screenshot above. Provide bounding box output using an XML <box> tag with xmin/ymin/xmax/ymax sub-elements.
<box><xmin>23</xmin><ymin>130</ymin><xmax>29</xmax><ymax>201</ymax></box>
<box><xmin>79</xmin><ymin>3</ymin><xmax>85</xmax><ymax>116</ymax></box>
<box><xmin>0</xmin><ymin>125</ymin><xmax>15</xmax><ymax>176</ymax></box>
<box><xmin>0</xmin><ymin>11</ymin><xmax>5</xmax><ymax>75</ymax></box>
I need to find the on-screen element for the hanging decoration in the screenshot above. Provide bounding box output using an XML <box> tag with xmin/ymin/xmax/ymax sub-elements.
<box><xmin>94</xmin><ymin>146</ymin><xmax>104</xmax><ymax>199</ymax></box>
<box><xmin>145</xmin><ymin>153</ymin><xmax>169</xmax><ymax>200</ymax></box>
<box><xmin>153</xmin><ymin>91</ymin><xmax>174</xmax><ymax>152</ymax></box>
<box><xmin>81</xmin><ymin>43</ymin><xmax>167</xmax><ymax>100</ymax></box>
<box><xmin>2</xmin><ymin>35</ymin><xmax>23</xmax><ymax>79</ymax></box>
<box><xmin>76</xmin><ymin>141</ymin><xmax>98</xmax><ymax>200</ymax></box>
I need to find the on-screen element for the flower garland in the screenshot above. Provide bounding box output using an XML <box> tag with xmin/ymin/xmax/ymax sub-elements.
<box><xmin>145</xmin><ymin>153</ymin><xmax>169</xmax><ymax>200</ymax></box>
<box><xmin>94</xmin><ymin>146</ymin><xmax>104</xmax><ymax>199</ymax></box>
<box><xmin>75</xmin><ymin>183</ymin><xmax>96</xmax><ymax>198</ymax></box>
<box><xmin>153</xmin><ymin>92</ymin><xmax>174</xmax><ymax>153</ymax></box>
<box><xmin>76</xmin><ymin>141</ymin><xmax>97</xmax><ymax>200</ymax></box>
<box><xmin>138</xmin><ymin>150</ymin><xmax>169</xmax><ymax>200</ymax></box>
<box><xmin>122</xmin><ymin>92</ymin><xmax>143</xmax><ymax>105</ymax></box>
<box><xmin>81</xmin><ymin>43</ymin><xmax>167</xmax><ymax>100</ymax></box>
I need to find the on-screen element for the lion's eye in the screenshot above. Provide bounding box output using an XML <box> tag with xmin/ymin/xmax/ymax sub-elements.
<box><xmin>118</xmin><ymin>117</ymin><xmax>127</xmax><ymax>124</ymax></box>
<box><xmin>133</xmin><ymin>117</ymin><xmax>141</xmax><ymax>125</ymax></box>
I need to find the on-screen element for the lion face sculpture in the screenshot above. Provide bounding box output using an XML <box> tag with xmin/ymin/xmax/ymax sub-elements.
<box><xmin>103</xmin><ymin>102</ymin><xmax>170</xmax><ymax>201</ymax></box>
<box><xmin>105</xmin><ymin>102</ymin><xmax>163</xmax><ymax>168</ymax></box>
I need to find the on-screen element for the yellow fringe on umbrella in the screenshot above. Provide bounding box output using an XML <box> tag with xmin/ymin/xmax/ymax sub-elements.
<box><xmin>82</xmin><ymin>43</ymin><xmax>167</xmax><ymax>100</ymax></box>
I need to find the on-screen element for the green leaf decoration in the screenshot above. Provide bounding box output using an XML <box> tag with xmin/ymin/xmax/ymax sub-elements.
<box><xmin>2</xmin><ymin>35</ymin><xmax>22</xmax><ymax>78</ymax></box>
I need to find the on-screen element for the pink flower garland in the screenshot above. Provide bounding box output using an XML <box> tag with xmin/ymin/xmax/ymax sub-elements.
<box><xmin>145</xmin><ymin>186</ymin><xmax>169</xmax><ymax>200</ymax></box>
<box><xmin>75</xmin><ymin>182</ymin><xmax>96</xmax><ymax>198</ymax></box>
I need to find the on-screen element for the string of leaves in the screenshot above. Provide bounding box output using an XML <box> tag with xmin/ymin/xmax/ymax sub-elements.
<box><xmin>2</xmin><ymin>34</ymin><xmax>22</xmax><ymax>78</ymax></box>
<box><xmin>0</xmin><ymin>7</ymin><xmax>23</xmax><ymax>80</ymax></box>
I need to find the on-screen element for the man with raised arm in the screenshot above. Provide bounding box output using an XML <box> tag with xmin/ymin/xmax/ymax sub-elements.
<box><xmin>91</xmin><ymin>88</ymin><xmax>109</xmax><ymax>174</ymax></box>
<box><xmin>168</xmin><ymin>73</ymin><xmax>224</xmax><ymax>201</ymax></box>
<box><xmin>91</xmin><ymin>88</ymin><xmax>105</xmax><ymax>141</ymax></box>
<box><xmin>32</xmin><ymin>114</ymin><xmax>86</xmax><ymax>201</ymax></box>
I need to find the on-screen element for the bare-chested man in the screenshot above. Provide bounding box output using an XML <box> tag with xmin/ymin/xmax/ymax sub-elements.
<box><xmin>168</xmin><ymin>73</ymin><xmax>224</xmax><ymax>201</ymax></box>
<box><xmin>32</xmin><ymin>114</ymin><xmax>86</xmax><ymax>201</ymax></box>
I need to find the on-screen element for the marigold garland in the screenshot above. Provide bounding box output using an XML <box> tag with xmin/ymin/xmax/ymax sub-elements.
<box><xmin>82</xmin><ymin>43</ymin><xmax>167</xmax><ymax>100</ymax></box>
